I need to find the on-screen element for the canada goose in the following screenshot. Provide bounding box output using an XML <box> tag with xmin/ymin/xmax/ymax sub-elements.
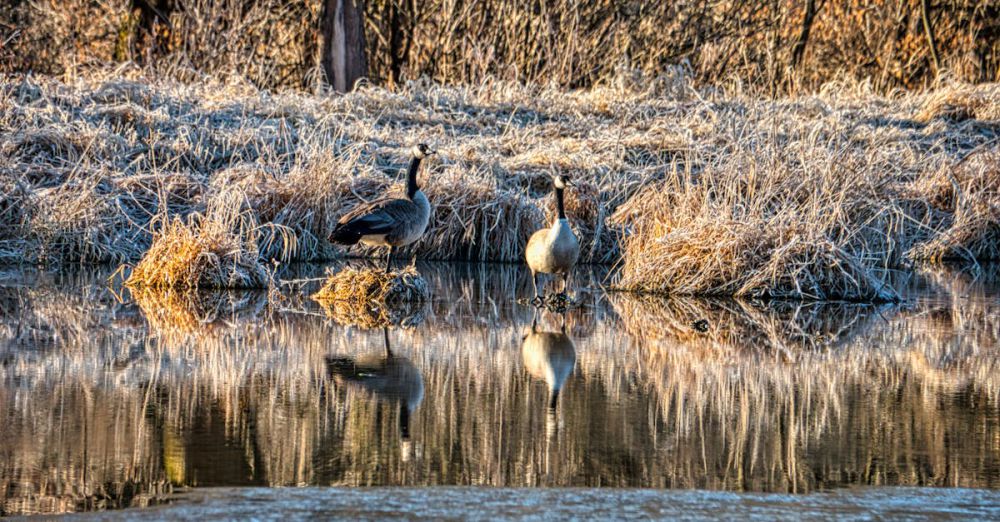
<box><xmin>525</xmin><ymin>174</ymin><xmax>580</xmax><ymax>302</ymax></box>
<box><xmin>521</xmin><ymin>313</ymin><xmax>576</xmax><ymax>416</ymax></box>
<box><xmin>331</xmin><ymin>144</ymin><xmax>436</xmax><ymax>273</ymax></box>
<box><xmin>326</xmin><ymin>328</ymin><xmax>424</xmax><ymax>461</ymax></box>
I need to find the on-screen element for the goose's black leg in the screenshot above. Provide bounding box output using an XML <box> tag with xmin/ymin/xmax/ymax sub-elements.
<box><xmin>530</xmin><ymin>271</ymin><xmax>543</xmax><ymax>306</ymax></box>
<box><xmin>385</xmin><ymin>246</ymin><xmax>395</xmax><ymax>274</ymax></box>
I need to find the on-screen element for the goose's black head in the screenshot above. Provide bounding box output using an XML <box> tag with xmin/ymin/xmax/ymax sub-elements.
<box><xmin>411</xmin><ymin>143</ymin><xmax>436</xmax><ymax>159</ymax></box>
<box><xmin>406</xmin><ymin>143</ymin><xmax>436</xmax><ymax>197</ymax></box>
<box><xmin>553</xmin><ymin>174</ymin><xmax>573</xmax><ymax>189</ymax></box>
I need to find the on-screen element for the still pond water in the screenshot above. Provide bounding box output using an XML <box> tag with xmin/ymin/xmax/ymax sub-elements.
<box><xmin>2</xmin><ymin>263</ymin><xmax>1000</xmax><ymax>517</ymax></box>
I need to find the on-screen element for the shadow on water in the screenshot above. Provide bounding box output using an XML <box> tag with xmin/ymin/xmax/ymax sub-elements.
<box><xmin>1</xmin><ymin>262</ymin><xmax>999</xmax><ymax>515</ymax></box>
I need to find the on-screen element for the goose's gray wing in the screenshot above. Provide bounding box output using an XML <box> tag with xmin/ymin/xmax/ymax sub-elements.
<box><xmin>338</xmin><ymin>196</ymin><xmax>416</xmax><ymax>231</ymax></box>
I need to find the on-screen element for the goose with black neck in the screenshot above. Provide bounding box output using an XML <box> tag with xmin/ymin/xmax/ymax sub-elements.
<box><xmin>525</xmin><ymin>174</ymin><xmax>581</xmax><ymax>303</ymax></box>
<box><xmin>331</xmin><ymin>144</ymin><xmax>435</xmax><ymax>273</ymax></box>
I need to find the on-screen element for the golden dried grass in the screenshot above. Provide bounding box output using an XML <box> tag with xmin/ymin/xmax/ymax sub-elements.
<box><xmin>311</xmin><ymin>265</ymin><xmax>429</xmax><ymax>328</ymax></box>
<box><xmin>613</xmin><ymin>156</ymin><xmax>902</xmax><ymax>302</ymax></box>
<box><xmin>312</xmin><ymin>266</ymin><xmax>429</xmax><ymax>305</ymax></box>
<box><xmin>125</xmin><ymin>192</ymin><xmax>277</xmax><ymax>290</ymax></box>
<box><xmin>908</xmin><ymin>151</ymin><xmax>1000</xmax><ymax>262</ymax></box>
<box><xmin>914</xmin><ymin>83</ymin><xmax>1000</xmax><ymax>124</ymax></box>
<box><xmin>419</xmin><ymin>171</ymin><xmax>543</xmax><ymax>262</ymax></box>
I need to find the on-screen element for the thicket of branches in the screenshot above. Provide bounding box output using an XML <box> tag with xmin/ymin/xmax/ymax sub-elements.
<box><xmin>1</xmin><ymin>0</ymin><xmax>997</xmax><ymax>93</ymax></box>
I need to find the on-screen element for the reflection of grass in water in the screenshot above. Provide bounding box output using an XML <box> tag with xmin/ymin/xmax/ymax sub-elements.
<box><xmin>3</xmin><ymin>268</ymin><xmax>1000</xmax><ymax>514</ymax></box>
<box><xmin>313</xmin><ymin>296</ymin><xmax>427</xmax><ymax>330</ymax></box>
<box><xmin>0</xmin><ymin>382</ymin><xmax>172</xmax><ymax>515</ymax></box>
<box><xmin>130</xmin><ymin>286</ymin><xmax>268</xmax><ymax>340</ymax></box>
<box><xmin>603</xmin><ymin>289</ymin><xmax>1000</xmax><ymax>490</ymax></box>
<box><xmin>610</xmin><ymin>295</ymin><xmax>886</xmax><ymax>356</ymax></box>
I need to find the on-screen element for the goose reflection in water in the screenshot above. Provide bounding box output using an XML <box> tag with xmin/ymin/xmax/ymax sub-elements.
<box><xmin>521</xmin><ymin>311</ymin><xmax>576</xmax><ymax>440</ymax></box>
<box><xmin>326</xmin><ymin>327</ymin><xmax>424</xmax><ymax>462</ymax></box>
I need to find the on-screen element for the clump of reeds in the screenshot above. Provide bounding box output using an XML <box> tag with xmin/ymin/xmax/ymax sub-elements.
<box><xmin>908</xmin><ymin>152</ymin><xmax>1000</xmax><ymax>263</ymax></box>
<box><xmin>421</xmin><ymin>171</ymin><xmax>544</xmax><ymax>262</ymax></box>
<box><xmin>914</xmin><ymin>83</ymin><xmax>1000</xmax><ymax>124</ymax></box>
<box><xmin>312</xmin><ymin>266</ymin><xmax>429</xmax><ymax>305</ymax></box>
<box><xmin>311</xmin><ymin>265</ymin><xmax>429</xmax><ymax>329</ymax></box>
<box><xmin>613</xmin><ymin>154</ymin><xmax>902</xmax><ymax>302</ymax></box>
<box><xmin>125</xmin><ymin>192</ymin><xmax>279</xmax><ymax>289</ymax></box>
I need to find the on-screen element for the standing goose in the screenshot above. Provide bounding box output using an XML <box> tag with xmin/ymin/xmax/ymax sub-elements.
<box><xmin>326</xmin><ymin>328</ymin><xmax>424</xmax><ymax>461</ymax></box>
<box><xmin>526</xmin><ymin>174</ymin><xmax>580</xmax><ymax>301</ymax></box>
<box><xmin>331</xmin><ymin>144</ymin><xmax>436</xmax><ymax>273</ymax></box>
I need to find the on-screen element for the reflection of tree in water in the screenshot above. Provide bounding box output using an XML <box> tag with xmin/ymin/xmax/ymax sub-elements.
<box><xmin>1</xmin><ymin>266</ymin><xmax>1000</xmax><ymax>514</ymax></box>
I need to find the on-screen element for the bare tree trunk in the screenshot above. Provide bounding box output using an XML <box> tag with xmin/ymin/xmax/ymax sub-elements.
<box><xmin>791</xmin><ymin>0</ymin><xmax>820</xmax><ymax>68</ymax></box>
<box><xmin>132</xmin><ymin>0</ymin><xmax>175</xmax><ymax>63</ymax></box>
<box><xmin>321</xmin><ymin>0</ymin><xmax>368</xmax><ymax>92</ymax></box>
<box><xmin>920</xmin><ymin>0</ymin><xmax>940</xmax><ymax>75</ymax></box>
<box><xmin>387</xmin><ymin>0</ymin><xmax>412</xmax><ymax>87</ymax></box>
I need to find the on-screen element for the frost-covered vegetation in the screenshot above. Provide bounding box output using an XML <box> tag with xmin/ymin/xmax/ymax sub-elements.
<box><xmin>0</xmin><ymin>74</ymin><xmax>997</xmax><ymax>299</ymax></box>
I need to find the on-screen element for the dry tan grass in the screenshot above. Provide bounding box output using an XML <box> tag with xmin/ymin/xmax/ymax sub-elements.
<box><xmin>914</xmin><ymin>83</ymin><xmax>1000</xmax><ymax>124</ymax></box>
<box><xmin>613</xmin><ymin>155</ymin><xmax>903</xmax><ymax>301</ymax></box>
<box><xmin>124</xmin><ymin>192</ymin><xmax>281</xmax><ymax>289</ymax></box>
<box><xmin>3</xmin><ymin>1</ymin><xmax>996</xmax><ymax>93</ymax></box>
<box><xmin>2</xmin><ymin>74</ymin><xmax>998</xmax><ymax>298</ymax></box>
<box><xmin>312</xmin><ymin>266</ymin><xmax>429</xmax><ymax>304</ymax></box>
<box><xmin>908</xmin><ymin>151</ymin><xmax>1000</xmax><ymax>262</ymax></box>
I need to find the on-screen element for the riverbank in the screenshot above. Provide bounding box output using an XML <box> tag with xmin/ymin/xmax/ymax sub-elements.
<box><xmin>1</xmin><ymin>74</ymin><xmax>997</xmax><ymax>299</ymax></box>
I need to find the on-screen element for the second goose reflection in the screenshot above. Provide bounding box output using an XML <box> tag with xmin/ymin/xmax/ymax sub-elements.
<box><xmin>326</xmin><ymin>328</ymin><xmax>425</xmax><ymax>462</ymax></box>
<box><xmin>521</xmin><ymin>311</ymin><xmax>577</xmax><ymax>439</ymax></box>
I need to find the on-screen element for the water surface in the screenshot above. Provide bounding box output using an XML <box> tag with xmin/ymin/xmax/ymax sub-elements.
<box><xmin>2</xmin><ymin>263</ymin><xmax>999</xmax><ymax>516</ymax></box>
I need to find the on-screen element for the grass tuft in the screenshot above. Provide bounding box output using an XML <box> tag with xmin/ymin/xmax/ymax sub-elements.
<box><xmin>125</xmin><ymin>192</ymin><xmax>277</xmax><ymax>289</ymax></box>
<box><xmin>312</xmin><ymin>266</ymin><xmax>429</xmax><ymax>305</ymax></box>
<box><xmin>311</xmin><ymin>266</ymin><xmax>429</xmax><ymax>329</ymax></box>
<box><xmin>908</xmin><ymin>152</ymin><xmax>1000</xmax><ymax>263</ymax></box>
<box><xmin>613</xmin><ymin>156</ymin><xmax>903</xmax><ymax>301</ymax></box>
<box><xmin>914</xmin><ymin>83</ymin><xmax>1000</xmax><ymax>124</ymax></box>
